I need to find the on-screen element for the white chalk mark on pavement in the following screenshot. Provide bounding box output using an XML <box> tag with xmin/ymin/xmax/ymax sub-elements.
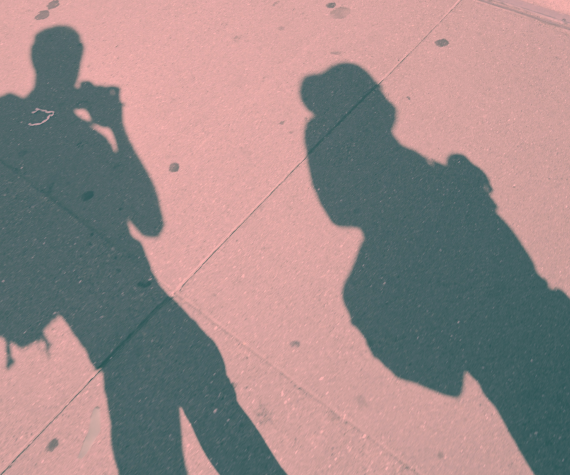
<box><xmin>78</xmin><ymin>407</ymin><xmax>101</xmax><ymax>459</ymax></box>
<box><xmin>28</xmin><ymin>108</ymin><xmax>55</xmax><ymax>126</ymax></box>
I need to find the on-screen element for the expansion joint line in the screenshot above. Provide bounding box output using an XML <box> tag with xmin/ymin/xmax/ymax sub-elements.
<box><xmin>174</xmin><ymin>0</ymin><xmax>464</xmax><ymax>295</ymax></box>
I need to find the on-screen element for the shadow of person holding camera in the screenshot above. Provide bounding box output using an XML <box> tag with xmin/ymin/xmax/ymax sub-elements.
<box><xmin>0</xmin><ymin>26</ymin><xmax>286</xmax><ymax>475</ymax></box>
<box><xmin>301</xmin><ymin>63</ymin><xmax>570</xmax><ymax>474</ymax></box>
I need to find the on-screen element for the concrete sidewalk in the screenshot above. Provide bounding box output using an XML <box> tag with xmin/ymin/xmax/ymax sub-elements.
<box><xmin>1</xmin><ymin>0</ymin><xmax>569</xmax><ymax>473</ymax></box>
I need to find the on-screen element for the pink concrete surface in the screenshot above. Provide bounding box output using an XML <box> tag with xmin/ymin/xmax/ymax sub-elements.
<box><xmin>179</xmin><ymin>160</ymin><xmax>533</xmax><ymax>475</ymax></box>
<box><xmin>386</xmin><ymin>0</ymin><xmax>570</xmax><ymax>299</ymax></box>
<box><xmin>1</xmin><ymin>0</ymin><xmax>569</xmax><ymax>473</ymax></box>
<box><xmin>2</xmin><ymin>371</ymin><xmax>116</xmax><ymax>475</ymax></box>
<box><xmin>178</xmin><ymin>1</ymin><xmax>570</xmax><ymax>474</ymax></box>
<box><xmin>1</xmin><ymin>0</ymin><xmax>459</xmax><ymax>294</ymax></box>
<box><xmin>0</xmin><ymin>317</ymin><xmax>96</xmax><ymax>471</ymax></box>
<box><xmin>4</xmin><ymin>304</ymin><xmax>415</xmax><ymax>475</ymax></box>
<box><xmin>1</xmin><ymin>1</ymin><xmax>459</xmax><ymax>473</ymax></box>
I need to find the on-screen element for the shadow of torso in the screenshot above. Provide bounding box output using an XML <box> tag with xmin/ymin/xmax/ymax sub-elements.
<box><xmin>2</xmin><ymin>93</ymin><xmax>156</xmax><ymax>252</ymax></box>
<box><xmin>303</xmin><ymin>64</ymin><xmax>570</xmax><ymax>474</ymax></box>
<box><xmin>0</xmin><ymin>93</ymin><xmax>164</xmax><ymax>367</ymax></box>
<box><xmin>1</xmin><ymin>87</ymin><xmax>287</xmax><ymax>474</ymax></box>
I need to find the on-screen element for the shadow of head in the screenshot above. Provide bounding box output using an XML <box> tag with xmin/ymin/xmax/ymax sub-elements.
<box><xmin>301</xmin><ymin>63</ymin><xmax>395</xmax><ymax>140</ymax></box>
<box><xmin>301</xmin><ymin>62</ymin><xmax>570</xmax><ymax>473</ymax></box>
<box><xmin>301</xmin><ymin>63</ymin><xmax>393</xmax><ymax>118</ymax></box>
<box><xmin>32</xmin><ymin>26</ymin><xmax>83</xmax><ymax>92</ymax></box>
<box><xmin>301</xmin><ymin>64</ymin><xmax>398</xmax><ymax>228</ymax></box>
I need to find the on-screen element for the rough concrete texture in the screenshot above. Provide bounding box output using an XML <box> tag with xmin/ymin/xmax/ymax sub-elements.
<box><xmin>179</xmin><ymin>160</ymin><xmax>533</xmax><ymax>475</ymax></box>
<box><xmin>1</xmin><ymin>0</ymin><xmax>569</xmax><ymax>474</ymax></box>
<box><xmin>1</xmin><ymin>0</ymin><xmax>460</xmax><ymax>293</ymax></box>
<box><xmin>4</xmin><ymin>304</ymin><xmax>415</xmax><ymax>475</ymax></box>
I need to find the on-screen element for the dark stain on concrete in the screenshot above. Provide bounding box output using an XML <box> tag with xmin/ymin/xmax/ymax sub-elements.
<box><xmin>435</xmin><ymin>38</ymin><xmax>449</xmax><ymax>47</ymax></box>
<box><xmin>137</xmin><ymin>279</ymin><xmax>153</xmax><ymax>288</ymax></box>
<box><xmin>327</xmin><ymin>410</ymin><xmax>341</xmax><ymax>422</ymax></box>
<box><xmin>35</xmin><ymin>11</ymin><xmax>49</xmax><ymax>20</ymax></box>
<box><xmin>169</xmin><ymin>162</ymin><xmax>179</xmax><ymax>172</ymax></box>
<box><xmin>47</xmin><ymin>0</ymin><xmax>60</xmax><ymax>9</ymax></box>
<box><xmin>81</xmin><ymin>191</ymin><xmax>94</xmax><ymax>201</ymax></box>
<box><xmin>330</xmin><ymin>7</ymin><xmax>351</xmax><ymax>19</ymax></box>
<box><xmin>46</xmin><ymin>438</ymin><xmax>59</xmax><ymax>452</ymax></box>
<box><xmin>326</xmin><ymin>2</ymin><xmax>336</xmax><ymax>8</ymax></box>
<box><xmin>290</xmin><ymin>340</ymin><xmax>300</xmax><ymax>347</ymax></box>
<box><xmin>256</xmin><ymin>403</ymin><xmax>272</xmax><ymax>425</ymax></box>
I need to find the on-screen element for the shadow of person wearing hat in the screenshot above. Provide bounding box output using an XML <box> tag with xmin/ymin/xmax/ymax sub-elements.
<box><xmin>302</xmin><ymin>63</ymin><xmax>570</xmax><ymax>474</ymax></box>
<box><xmin>0</xmin><ymin>26</ymin><xmax>286</xmax><ymax>475</ymax></box>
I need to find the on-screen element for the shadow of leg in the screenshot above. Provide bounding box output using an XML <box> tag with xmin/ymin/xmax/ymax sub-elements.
<box><xmin>104</xmin><ymin>370</ymin><xmax>188</xmax><ymax>475</ymax></box>
<box><xmin>183</xmin><ymin>379</ymin><xmax>286</xmax><ymax>475</ymax></box>
<box><xmin>103</xmin><ymin>299</ymin><xmax>286</xmax><ymax>474</ymax></box>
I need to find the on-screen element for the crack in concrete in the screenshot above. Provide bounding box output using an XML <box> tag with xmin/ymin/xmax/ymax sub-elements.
<box><xmin>2</xmin><ymin>4</ymin><xmax>468</xmax><ymax>473</ymax></box>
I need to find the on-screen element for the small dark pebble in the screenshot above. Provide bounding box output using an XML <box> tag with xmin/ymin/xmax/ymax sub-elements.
<box><xmin>169</xmin><ymin>163</ymin><xmax>179</xmax><ymax>172</ymax></box>
<box><xmin>35</xmin><ymin>10</ymin><xmax>49</xmax><ymax>20</ymax></box>
<box><xmin>435</xmin><ymin>39</ymin><xmax>449</xmax><ymax>47</ymax></box>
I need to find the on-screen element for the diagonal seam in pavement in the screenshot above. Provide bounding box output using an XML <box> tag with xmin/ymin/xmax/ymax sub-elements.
<box><xmin>175</xmin><ymin>294</ymin><xmax>423</xmax><ymax>475</ymax></box>
<box><xmin>172</xmin><ymin>0</ymin><xmax>465</xmax><ymax>296</ymax></box>
<box><xmin>1</xmin><ymin>370</ymin><xmax>102</xmax><ymax>475</ymax></box>
<box><xmin>3</xmin><ymin>2</ymin><xmax>470</xmax><ymax>472</ymax></box>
